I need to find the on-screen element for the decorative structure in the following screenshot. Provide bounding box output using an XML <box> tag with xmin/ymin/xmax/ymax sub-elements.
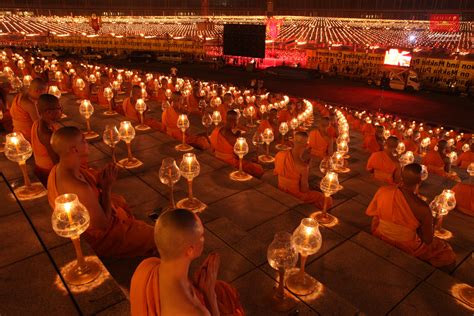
<box><xmin>159</xmin><ymin>157</ymin><xmax>181</xmax><ymax>210</ymax></box>
<box><xmin>79</xmin><ymin>100</ymin><xmax>99</xmax><ymax>140</ymax></box>
<box><xmin>267</xmin><ymin>232</ymin><xmax>298</xmax><ymax>311</ymax></box>
<box><xmin>134</xmin><ymin>98</ymin><xmax>151</xmax><ymax>131</ymax></box>
<box><xmin>4</xmin><ymin>132</ymin><xmax>46</xmax><ymax>200</ymax></box>
<box><xmin>259</xmin><ymin>128</ymin><xmax>275</xmax><ymax>163</ymax></box>
<box><xmin>175</xmin><ymin>114</ymin><xmax>193</xmax><ymax>151</ymax></box>
<box><xmin>286</xmin><ymin>218</ymin><xmax>322</xmax><ymax>296</ymax></box>
<box><xmin>118</xmin><ymin>121</ymin><xmax>143</xmax><ymax>169</ymax></box>
<box><xmin>103</xmin><ymin>87</ymin><xmax>117</xmax><ymax>116</ymax></box>
<box><xmin>312</xmin><ymin>171</ymin><xmax>341</xmax><ymax>226</ymax></box>
<box><xmin>230</xmin><ymin>137</ymin><xmax>252</xmax><ymax>181</ymax></box>
<box><xmin>102</xmin><ymin>124</ymin><xmax>120</xmax><ymax>164</ymax></box>
<box><xmin>51</xmin><ymin>193</ymin><xmax>101</xmax><ymax>285</ymax></box>
<box><xmin>177</xmin><ymin>153</ymin><xmax>206</xmax><ymax>212</ymax></box>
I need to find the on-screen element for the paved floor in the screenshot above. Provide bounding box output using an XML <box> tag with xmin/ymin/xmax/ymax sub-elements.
<box><xmin>0</xmin><ymin>91</ymin><xmax>473</xmax><ymax>315</ymax></box>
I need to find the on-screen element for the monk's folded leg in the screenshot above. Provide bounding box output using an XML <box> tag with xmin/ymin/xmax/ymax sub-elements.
<box><xmin>417</xmin><ymin>238</ymin><xmax>456</xmax><ymax>268</ymax></box>
<box><xmin>241</xmin><ymin>160</ymin><xmax>264</xmax><ymax>178</ymax></box>
<box><xmin>144</xmin><ymin>118</ymin><xmax>164</xmax><ymax>132</ymax></box>
<box><xmin>34</xmin><ymin>165</ymin><xmax>50</xmax><ymax>187</ymax></box>
<box><xmin>298</xmin><ymin>191</ymin><xmax>331</xmax><ymax>210</ymax></box>
<box><xmin>186</xmin><ymin>134</ymin><xmax>210</xmax><ymax>150</ymax></box>
<box><xmin>214</xmin><ymin>280</ymin><xmax>245</xmax><ymax>316</ymax></box>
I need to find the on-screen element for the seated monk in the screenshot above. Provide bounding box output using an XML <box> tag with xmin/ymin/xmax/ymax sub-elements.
<box><xmin>366</xmin><ymin>163</ymin><xmax>456</xmax><ymax>267</ymax></box>
<box><xmin>365</xmin><ymin>125</ymin><xmax>385</xmax><ymax>153</ymax></box>
<box><xmin>123</xmin><ymin>85</ymin><xmax>163</xmax><ymax>131</ymax></box>
<box><xmin>367</xmin><ymin>136</ymin><xmax>401</xmax><ymax>184</ymax></box>
<box><xmin>274</xmin><ymin>131</ymin><xmax>331</xmax><ymax>210</ymax></box>
<box><xmin>457</xmin><ymin>141</ymin><xmax>474</xmax><ymax>169</ymax></box>
<box><xmin>31</xmin><ymin>94</ymin><xmax>62</xmax><ymax>186</ymax></box>
<box><xmin>403</xmin><ymin>131</ymin><xmax>419</xmax><ymax>154</ymax></box>
<box><xmin>47</xmin><ymin>126</ymin><xmax>156</xmax><ymax>257</ymax></box>
<box><xmin>154</xmin><ymin>77</ymin><xmax>169</xmax><ymax>104</ymax></box>
<box><xmin>97</xmin><ymin>73</ymin><xmax>115</xmax><ymax>108</ymax></box>
<box><xmin>162</xmin><ymin>91</ymin><xmax>210</xmax><ymax>150</ymax></box>
<box><xmin>0</xmin><ymin>86</ymin><xmax>12</xmax><ymax>132</ymax></box>
<box><xmin>422</xmin><ymin>140</ymin><xmax>453</xmax><ymax>178</ymax></box>
<box><xmin>216</xmin><ymin>93</ymin><xmax>233</xmax><ymax>123</ymax></box>
<box><xmin>9</xmin><ymin>78</ymin><xmax>48</xmax><ymax>141</ymax></box>
<box><xmin>257</xmin><ymin>108</ymin><xmax>279</xmax><ymax>138</ymax></box>
<box><xmin>308</xmin><ymin>117</ymin><xmax>333</xmax><ymax>161</ymax></box>
<box><xmin>130</xmin><ymin>209</ymin><xmax>244</xmax><ymax>316</ymax></box>
<box><xmin>452</xmin><ymin>167</ymin><xmax>474</xmax><ymax>216</ymax></box>
<box><xmin>210</xmin><ymin>110</ymin><xmax>264</xmax><ymax>178</ymax></box>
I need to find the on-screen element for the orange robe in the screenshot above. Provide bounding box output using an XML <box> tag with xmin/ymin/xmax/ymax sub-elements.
<box><xmin>452</xmin><ymin>182</ymin><xmax>474</xmax><ymax>216</ymax></box>
<box><xmin>403</xmin><ymin>139</ymin><xmax>419</xmax><ymax>154</ymax></box>
<box><xmin>277</xmin><ymin>109</ymin><xmax>291</xmax><ymax>124</ymax></box>
<box><xmin>365</xmin><ymin>134</ymin><xmax>383</xmax><ymax>153</ymax></box>
<box><xmin>209</xmin><ymin>127</ymin><xmax>264</xmax><ymax>178</ymax></box>
<box><xmin>130</xmin><ymin>257</ymin><xmax>244</xmax><ymax>316</ymax></box>
<box><xmin>422</xmin><ymin>150</ymin><xmax>446</xmax><ymax>176</ymax></box>
<box><xmin>72</xmin><ymin>77</ymin><xmax>89</xmax><ymax>100</ymax></box>
<box><xmin>217</xmin><ymin>103</ymin><xmax>229</xmax><ymax>123</ymax></box>
<box><xmin>187</xmin><ymin>94</ymin><xmax>201</xmax><ymax>113</ymax></box>
<box><xmin>457</xmin><ymin>151</ymin><xmax>474</xmax><ymax>169</ymax></box>
<box><xmin>31</xmin><ymin>120</ymin><xmax>55</xmax><ymax>186</ymax></box>
<box><xmin>308</xmin><ymin>129</ymin><xmax>329</xmax><ymax>159</ymax></box>
<box><xmin>9</xmin><ymin>93</ymin><xmax>33</xmax><ymax>141</ymax></box>
<box><xmin>97</xmin><ymin>85</ymin><xmax>110</xmax><ymax>107</ymax></box>
<box><xmin>367</xmin><ymin>151</ymin><xmax>399</xmax><ymax>184</ymax></box>
<box><xmin>123</xmin><ymin>97</ymin><xmax>164</xmax><ymax>132</ymax></box>
<box><xmin>366</xmin><ymin>186</ymin><xmax>456</xmax><ymax>267</ymax></box>
<box><xmin>327</xmin><ymin>124</ymin><xmax>338</xmax><ymax>139</ymax></box>
<box><xmin>256</xmin><ymin>119</ymin><xmax>272</xmax><ymax>135</ymax></box>
<box><xmin>274</xmin><ymin>150</ymin><xmax>330</xmax><ymax>210</ymax></box>
<box><xmin>162</xmin><ymin>107</ymin><xmax>209</xmax><ymax>150</ymax></box>
<box><xmin>47</xmin><ymin>166</ymin><xmax>156</xmax><ymax>258</ymax></box>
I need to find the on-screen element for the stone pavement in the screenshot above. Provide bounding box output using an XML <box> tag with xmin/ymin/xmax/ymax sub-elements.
<box><xmin>0</xmin><ymin>92</ymin><xmax>473</xmax><ymax>315</ymax></box>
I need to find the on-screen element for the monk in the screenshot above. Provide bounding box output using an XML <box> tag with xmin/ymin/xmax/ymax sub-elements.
<box><xmin>162</xmin><ymin>91</ymin><xmax>210</xmax><ymax>150</ymax></box>
<box><xmin>365</xmin><ymin>126</ymin><xmax>384</xmax><ymax>153</ymax></box>
<box><xmin>97</xmin><ymin>73</ymin><xmax>114</xmax><ymax>108</ymax></box>
<box><xmin>0</xmin><ymin>87</ymin><xmax>12</xmax><ymax>132</ymax></box>
<box><xmin>123</xmin><ymin>85</ymin><xmax>163</xmax><ymax>131</ymax></box>
<box><xmin>130</xmin><ymin>208</ymin><xmax>244</xmax><ymax>316</ymax></box>
<box><xmin>422</xmin><ymin>139</ymin><xmax>451</xmax><ymax>177</ymax></box>
<box><xmin>452</xmin><ymin>165</ymin><xmax>474</xmax><ymax>216</ymax></box>
<box><xmin>457</xmin><ymin>141</ymin><xmax>474</xmax><ymax>169</ymax></box>
<box><xmin>154</xmin><ymin>77</ymin><xmax>169</xmax><ymax>104</ymax></box>
<box><xmin>274</xmin><ymin>131</ymin><xmax>330</xmax><ymax>210</ymax></box>
<box><xmin>308</xmin><ymin>117</ymin><xmax>333</xmax><ymax>161</ymax></box>
<box><xmin>366</xmin><ymin>163</ymin><xmax>456</xmax><ymax>267</ymax></box>
<box><xmin>47</xmin><ymin>126</ymin><xmax>156</xmax><ymax>257</ymax></box>
<box><xmin>31</xmin><ymin>94</ymin><xmax>62</xmax><ymax>186</ymax></box>
<box><xmin>367</xmin><ymin>136</ymin><xmax>402</xmax><ymax>184</ymax></box>
<box><xmin>217</xmin><ymin>93</ymin><xmax>233</xmax><ymax>123</ymax></box>
<box><xmin>9</xmin><ymin>78</ymin><xmax>48</xmax><ymax>141</ymax></box>
<box><xmin>257</xmin><ymin>108</ymin><xmax>278</xmax><ymax>137</ymax></box>
<box><xmin>210</xmin><ymin>110</ymin><xmax>264</xmax><ymax>178</ymax></box>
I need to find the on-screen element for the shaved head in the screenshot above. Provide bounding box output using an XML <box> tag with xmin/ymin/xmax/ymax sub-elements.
<box><xmin>386</xmin><ymin>136</ymin><xmax>399</xmax><ymax>149</ymax></box>
<box><xmin>402</xmin><ymin>163</ymin><xmax>422</xmax><ymax>186</ymax></box>
<box><xmin>30</xmin><ymin>78</ymin><xmax>47</xmax><ymax>90</ymax></box>
<box><xmin>226</xmin><ymin>110</ymin><xmax>238</xmax><ymax>125</ymax></box>
<box><xmin>320</xmin><ymin>117</ymin><xmax>330</xmax><ymax>128</ymax></box>
<box><xmin>37</xmin><ymin>94</ymin><xmax>59</xmax><ymax>114</ymax></box>
<box><xmin>51</xmin><ymin>126</ymin><xmax>83</xmax><ymax>156</ymax></box>
<box><xmin>437</xmin><ymin>139</ymin><xmax>447</xmax><ymax>150</ymax></box>
<box><xmin>154</xmin><ymin>209</ymin><xmax>204</xmax><ymax>260</ymax></box>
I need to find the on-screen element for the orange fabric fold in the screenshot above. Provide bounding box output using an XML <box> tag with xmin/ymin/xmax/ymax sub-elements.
<box><xmin>452</xmin><ymin>183</ymin><xmax>474</xmax><ymax>216</ymax></box>
<box><xmin>367</xmin><ymin>151</ymin><xmax>398</xmax><ymax>184</ymax></box>
<box><xmin>10</xmin><ymin>93</ymin><xmax>33</xmax><ymax>141</ymax></box>
<box><xmin>366</xmin><ymin>186</ymin><xmax>456</xmax><ymax>267</ymax></box>
<box><xmin>457</xmin><ymin>151</ymin><xmax>474</xmax><ymax>169</ymax></box>
<box><xmin>47</xmin><ymin>166</ymin><xmax>156</xmax><ymax>258</ymax></box>
<box><xmin>130</xmin><ymin>257</ymin><xmax>244</xmax><ymax>316</ymax></box>
<box><xmin>31</xmin><ymin>120</ymin><xmax>55</xmax><ymax>171</ymax></box>
<box><xmin>308</xmin><ymin>129</ymin><xmax>329</xmax><ymax>159</ymax></box>
<box><xmin>274</xmin><ymin>150</ymin><xmax>330</xmax><ymax>210</ymax></box>
<box><xmin>422</xmin><ymin>150</ymin><xmax>446</xmax><ymax>176</ymax></box>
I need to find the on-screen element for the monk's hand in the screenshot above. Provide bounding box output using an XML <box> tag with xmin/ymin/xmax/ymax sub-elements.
<box><xmin>199</xmin><ymin>253</ymin><xmax>220</xmax><ymax>304</ymax></box>
<box><xmin>98</xmin><ymin>163</ymin><xmax>118</xmax><ymax>191</ymax></box>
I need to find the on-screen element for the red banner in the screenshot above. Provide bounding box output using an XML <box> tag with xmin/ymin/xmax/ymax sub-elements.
<box><xmin>430</xmin><ymin>14</ymin><xmax>460</xmax><ymax>32</ymax></box>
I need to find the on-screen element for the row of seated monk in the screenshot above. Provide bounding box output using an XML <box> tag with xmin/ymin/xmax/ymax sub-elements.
<box><xmin>1</xmin><ymin>77</ymin><xmax>472</xmax><ymax>315</ymax></box>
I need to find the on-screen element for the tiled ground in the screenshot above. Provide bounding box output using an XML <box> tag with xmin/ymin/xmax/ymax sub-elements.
<box><xmin>0</xmin><ymin>91</ymin><xmax>472</xmax><ymax>315</ymax></box>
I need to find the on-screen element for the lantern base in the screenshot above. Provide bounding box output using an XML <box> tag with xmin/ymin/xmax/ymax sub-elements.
<box><xmin>175</xmin><ymin>143</ymin><xmax>193</xmax><ymax>152</ymax></box>
<box><xmin>312</xmin><ymin>211</ymin><xmax>338</xmax><ymax>227</ymax></box>
<box><xmin>118</xmin><ymin>157</ymin><xmax>143</xmax><ymax>169</ymax></box>
<box><xmin>269</xmin><ymin>289</ymin><xmax>297</xmax><ymax>312</ymax></box>
<box><xmin>258</xmin><ymin>154</ymin><xmax>275</xmax><ymax>164</ymax></box>
<box><xmin>334</xmin><ymin>167</ymin><xmax>350</xmax><ymax>173</ymax></box>
<box><xmin>60</xmin><ymin>113</ymin><xmax>68</xmax><ymax>119</ymax></box>
<box><xmin>299</xmin><ymin>126</ymin><xmax>309</xmax><ymax>131</ymax></box>
<box><xmin>247</xmin><ymin>123</ymin><xmax>257</xmax><ymax>128</ymax></box>
<box><xmin>286</xmin><ymin>270</ymin><xmax>321</xmax><ymax>296</ymax></box>
<box><xmin>76</xmin><ymin>100</ymin><xmax>82</xmax><ymax>104</ymax></box>
<box><xmin>176</xmin><ymin>197</ymin><xmax>207</xmax><ymax>213</ymax></box>
<box><xmin>135</xmin><ymin>124</ymin><xmax>151</xmax><ymax>131</ymax></box>
<box><xmin>417</xmin><ymin>194</ymin><xmax>428</xmax><ymax>202</ymax></box>
<box><xmin>434</xmin><ymin>228</ymin><xmax>453</xmax><ymax>240</ymax></box>
<box><xmin>14</xmin><ymin>183</ymin><xmax>47</xmax><ymax>201</ymax></box>
<box><xmin>60</xmin><ymin>90</ymin><xmax>68</xmax><ymax>94</ymax></box>
<box><xmin>275</xmin><ymin>143</ymin><xmax>291</xmax><ymax>151</ymax></box>
<box><xmin>65</xmin><ymin>258</ymin><xmax>102</xmax><ymax>286</ymax></box>
<box><xmin>229</xmin><ymin>170</ymin><xmax>253</xmax><ymax>182</ymax></box>
<box><xmin>458</xmin><ymin>285</ymin><xmax>474</xmax><ymax>308</ymax></box>
<box><xmin>103</xmin><ymin>110</ymin><xmax>118</xmax><ymax>116</ymax></box>
<box><xmin>83</xmin><ymin>131</ymin><xmax>99</xmax><ymax>140</ymax></box>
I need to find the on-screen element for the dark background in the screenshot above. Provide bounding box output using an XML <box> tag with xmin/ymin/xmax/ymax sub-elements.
<box><xmin>223</xmin><ymin>24</ymin><xmax>266</xmax><ymax>59</ymax></box>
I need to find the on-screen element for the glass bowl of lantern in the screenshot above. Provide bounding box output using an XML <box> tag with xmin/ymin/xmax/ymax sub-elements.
<box><xmin>176</xmin><ymin>153</ymin><xmax>206</xmax><ymax>212</ymax></box>
<box><xmin>79</xmin><ymin>100</ymin><xmax>99</xmax><ymax>140</ymax></box>
<box><xmin>430</xmin><ymin>189</ymin><xmax>456</xmax><ymax>239</ymax></box>
<box><xmin>159</xmin><ymin>157</ymin><xmax>181</xmax><ymax>211</ymax></box>
<box><xmin>285</xmin><ymin>218</ymin><xmax>323</xmax><ymax>296</ymax></box>
<box><xmin>75</xmin><ymin>78</ymin><xmax>86</xmax><ymax>103</ymax></box>
<box><xmin>134</xmin><ymin>98</ymin><xmax>151</xmax><ymax>131</ymax></box>
<box><xmin>103</xmin><ymin>124</ymin><xmax>121</xmax><ymax>164</ymax></box>
<box><xmin>211</xmin><ymin>110</ymin><xmax>222</xmax><ymax>127</ymax></box>
<box><xmin>51</xmin><ymin>193</ymin><xmax>101</xmax><ymax>285</ymax></box>
<box><xmin>289</xmin><ymin>118</ymin><xmax>299</xmax><ymax>140</ymax></box>
<box><xmin>259</xmin><ymin>128</ymin><xmax>275</xmax><ymax>164</ymax></box>
<box><xmin>399</xmin><ymin>151</ymin><xmax>415</xmax><ymax>168</ymax></box>
<box><xmin>4</xmin><ymin>133</ymin><xmax>47</xmax><ymax>200</ymax></box>
<box><xmin>244</xmin><ymin>105</ymin><xmax>257</xmax><ymax>128</ymax></box>
<box><xmin>201</xmin><ymin>112</ymin><xmax>212</xmax><ymax>138</ymax></box>
<box><xmin>276</xmin><ymin>122</ymin><xmax>291</xmax><ymax>151</ymax></box>
<box><xmin>336</xmin><ymin>137</ymin><xmax>350</xmax><ymax>159</ymax></box>
<box><xmin>103</xmin><ymin>87</ymin><xmax>117</xmax><ymax>116</ymax></box>
<box><xmin>175</xmin><ymin>114</ymin><xmax>193</xmax><ymax>152</ymax></box>
<box><xmin>267</xmin><ymin>232</ymin><xmax>298</xmax><ymax>311</ymax></box>
<box><xmin>330</xmin><ymin>151</ymin><xmax>350</xmax><ymax>173</ymax></box>
<box><xmin>312</xmin><ymin>171</ymin><xmax>341</xmax><ymax>226</ymax></box>
<box><xmin>117</xmin><ymin>121</ymin><xmax>143</xmax><ymax>169</ymax></box>
<box><xmin>23</xmin><ymin>75</ymin><xmax>33</xmax><ymax>88</ymax></box>
<box><xmin>230</xmin><ymin>137</ymin><xmax>252</xmax><ymax>181</ymax></box>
